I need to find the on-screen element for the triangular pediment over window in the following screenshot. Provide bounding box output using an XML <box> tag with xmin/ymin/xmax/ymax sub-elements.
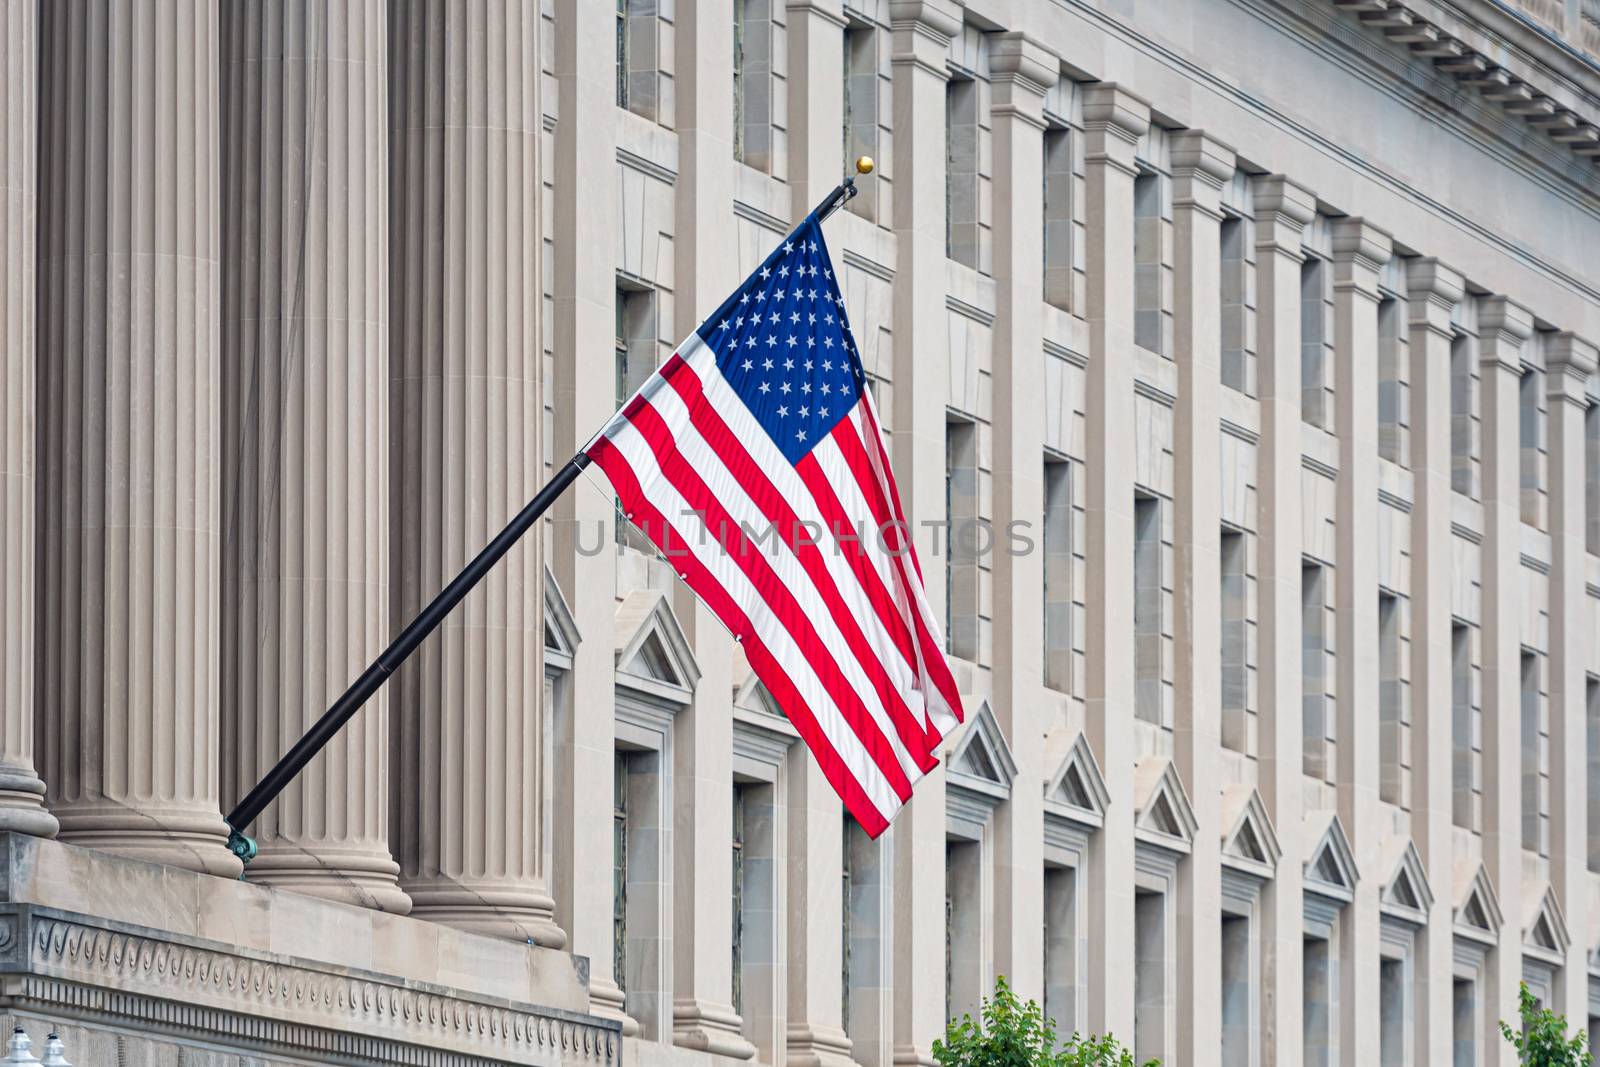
<box><xmin>614</xmin><ymin>590</ymin><xmax>700</xmax><ymax>704</ymax></box>
<box><xmin>1302</xmin><ymin>812</ymin><xmax>1358</xmax><ymax>904</ymax></box>
<box><xmin>1042</xmin><ymin>730</ymin><xmax>1109</xmax><ymax>831</ymax></box>
<box><xmin>1378</xmin><ymin>837</ymin><xmax>1434</xmax><ymax>926</ymax></box>
<box><xmin>1451</xmin><ymin>861</ymin><xmax>1503</xmax><ymax>946</ymax></box>
<box><xmin>1133</xmin><ymin>758</ymin><xmax>1197</xmax><ymax>855</ymax></box>
<box><xmin>1522</xmin><ymin>883</ymin><xmax>1571</xmax><ymax>965</ymax></box>
<box><xmin>543</xmin><ymin>566</ymin><xmax>581</xmax><ymax>673</ymax></box>
<box><xmin>730</xmin><ymin>646</ymin><xmax>785</xmax><ymax>720</ymax></box>
<box><xmin>945</xmin><ymin>699</ymin><xmax>1017</xmax><ymax>799</ymax></box>
<box><xmin>1219</xmin><ymin>785</ymin><xmax>1281</xmax><ymax>879</ymax></box>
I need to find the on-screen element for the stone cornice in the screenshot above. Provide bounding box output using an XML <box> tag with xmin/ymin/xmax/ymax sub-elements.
<box><xmin>1331</xmin><ymin>216</ymin><xmax>1394</xmax><ymax>294</ymax></box>
<box><xmin>988</xmin><ymin>32</ymin><xmax>1059</xmax><ymax>97</ymax></box>
<box><xmin>1325</xmin><ymin>0</ymin><xmax>1600</xmax><ymax>166</ymax></box>
<box><xmin>1</xmin><ymin>906</ymin><xmax>619</xmax><ymax>1067</ymax></box>
<box><xmin>1478</xmin><ymin>294</ymin><xmax>1535</xmax><ymax>370</ymax></box>
<box><xmin>1081</xmin><ymin>82</ymin><xmax>1153</xmax><ymax>143</ymax></box>
<box><xmin>889</xmin><ymin>0</ymin><xmax>961</xmax><ymax>44</ymax></box>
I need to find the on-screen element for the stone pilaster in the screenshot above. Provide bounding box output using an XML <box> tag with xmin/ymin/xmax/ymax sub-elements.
<box><xmin>1251</xmin><ymin>175</ymin><xmax>1315</xmax><ymax>1064</ymax></box>
<box><xmin>1331</xmin><ymin>217</ymin><xmax>1392</xmax><ymax>1067</ymax></box>
<box><xmin>783</xmin><ymin>10</ymin><xmax>854</xmax><ymax>1065</ymax></box>
<box><xmin>1080</xmin><ymin>81</ymin><xmax>1150</xmax><ymax>1042</ymax></box>
<box><xmin>988</xmin><ymin>31</ymin><xmax>1055</xmax><ymax>1003</ymax></box>
<box><xmin>387</xmin><ymin>0</ymin><xmax>559</xmax><ymax>946</ymax></box>
<box><xmin>36</xmin><ymin>0</ymin><xmax>238</xmax><ymax>877</ymax></box>
<box><xmin>550</xmin><ymin>0</ymin><xmax>629</xmax><ymax>1032</ymax></box>
<box><xmin>1405</xmin><ymin>258</ymin><xmax>1466</xmax><ymax>1067</ymax></box>
<box><xmin>0</xmin><ymin>0</ymin><xmax>55</xmax><ymax>839</ymax></box>
<box><xmin>788</xmin><ymin>0</ymin><xmax>848</xmax><ymax>219</ymax></box>
<box><xmin>785</xmin><ymin>748</ymin><xmax>852</xmax><ymax>1067</ymax></box>
<box><xmin>219</xmin><ymin>0</ymin><xmax>406</xmax><ymax>913</ymax></box>
<box><xmin>888</xmin><ymin>3</ymin><xmax>959</xmax><ymax>1062</ymax></box>
<box><xmin>1476</xmin><ymin>294</ymin><xmax>1533</xmax><ymax>1038</ymax></box>
<box><xmin>668</xmin><ymin>1</ymin><xmax>751</xmax><ymax>1058</ymax></box>
<box><xmin>1544</xmin><ymin>332</ymin><xmax>1595</xmax><ymax>1028</ymax></box>
<box><xmin>1170</xmin><ymin>129</ymin><xmax>1234</xmax><ymax>1067</ymax></box>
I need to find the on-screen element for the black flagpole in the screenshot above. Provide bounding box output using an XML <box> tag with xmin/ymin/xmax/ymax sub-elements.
<box><xmin>223</xmin><ymin>158</ymin><xmax>875</xmax><ymax>865</ymax></box>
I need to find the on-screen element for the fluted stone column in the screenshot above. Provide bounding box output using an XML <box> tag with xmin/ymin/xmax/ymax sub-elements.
<box><xmin>1406</xmin><ymin>258</ymin><xmax>1466</xmax><ymax>1067</ymax></box>
<box><xmin>387</xmin><ymin>0</ymin><xmax>560</xmax><ymax>946</ymax></box>
<box><xmin>988</xmin><ymin>30</ymin><xmax>1055</xmax><ymax>1001</ymax></box>
<box><xmin>219</xmin><ymin>0</ymin><xmax>407</xmax><ymax>911</ymax></box>
<box><xmin>1251</xmin><ymin>175</ymin><xmax>1315</xmax><ymax>1063</ymax></box>
<box><xmin>0</xmin><ymin>0</ymin><xmax>56</xmax><ymax>839</ymax></box>
<box><xmin>1544</xmin><ymin>333</ymin><xmax>1594</xmax><ymax>1028</ymax></box>
<box><xmin>889</xmin><ymin>4</ymin><xmax>959</xmax><ymax>1062</ymax></box>
<box><xmin>1080</xmin><ymin>82</ymin><xmax>1149</xmax><ymax>1041</ymax></box>
<box><xmin>36</xmin><ymin>0</ymin><xmax>238</xmax><ymax>877</ymax></box>
<box><xmin>1331</xmin><ymin>218</ymin><xmax>1391</xmax><ymax>1067</ymax></box>
<box><xmin>1477</xmin><ymin>295</ymin><xmax>1532</xmax><ymax>1038</ymax></box>
<box><xmin>1170</xmin><ymin>129</ymin><xmax>1234</xmax><ymax>1067</ymax></box>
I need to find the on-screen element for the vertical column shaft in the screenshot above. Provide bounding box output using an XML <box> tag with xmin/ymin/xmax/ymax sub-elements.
<box><xmin>888</xmin><ymin>3</ymin><xmax>958</xmax><ymax>1062</ymax></box>
<box><xmin>1080</xmin><ymin>81</ymin><xmax>1149</xmax><ymax>1041</ymax></box>
<box><xmin>988</xmin><ymin>31</ymin><xmax>1055</xmax><ymax>1000</ymax></box>
<box><xmin>220</xmin><ymin>0</ymin><xmax>406</xmax><ymax>912</ymax></box>
<box><xmin>1406</xmin><ymin>258</ymin><xmax>1467</xmax><ymax>1067</ymax></box>
<box><xmin>1544</xmin><ymin>332</ymin><xmax>1594</xmax><ymax>1027</ymax></box>
<box><xmin>1252</xmin><ymin>175</ymin><xmax>1316</xmax><ymax>1063</ymax></box>
<box><xmin>1331</xmin><ymin>217</ymin><xmax>1392</xmax><ymax>1067</ymax></box>
<box><xmin>1477</xmin><ymin>295</ymin><xmax>1533</xmax><ymax>1040</ymax></box>
<box><xmin>36</xmin><ymin>0</ymin><xmax>238</xmax><ymax>877</ymax></box>
<box><xmin>0</xmin><ymin>0</ymin><xmax>56</xmax><ymax>839</ymax></box>
<box><xmin>1170</xmin><ymin>129</ymin><xmax>1235</xmax><ymax>1067</ymax></box>
<box><xmin>669</xmin><ymin>1</ymin><xmax>750</xmax><ymax>1058</ymax></box>
<box><xmin>387</xmin><ymin>0</ymin><xmax>558</xmax><ymax>946</ymax></box>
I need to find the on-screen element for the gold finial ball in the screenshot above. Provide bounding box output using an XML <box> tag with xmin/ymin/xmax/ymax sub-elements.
<box><xmin>855</xmin><ymin>155</ymin><xmax>875</xmax><ymax>175</ymax></box>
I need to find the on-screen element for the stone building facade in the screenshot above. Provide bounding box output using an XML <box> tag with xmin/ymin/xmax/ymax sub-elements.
<box><xmin>3</xmin><ymin>0</ymin><xmax>1600</xmax><ymax>1064</ymax></box>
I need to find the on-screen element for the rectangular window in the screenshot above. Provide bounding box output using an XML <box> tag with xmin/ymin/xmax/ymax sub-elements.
<box><xmin>613</xmin><ymin>753</ymin><xmax>628</xmax><ymax>994</ymax></box>
<box><xmin>1301</xmin><ymin>257</ymin><xmax>1328</xmax><ymax>428</ymax></box>
<box><xmin>1587</xmin><ymin>401</ymin><xmax>1599</xmax><ymax>554</ymax></box>
<box><xmin>1043</xmin><ymin>866</ymin><xmax>1077</xmax><ymax>1038</ymax></box>
<box><xmin>1452</xmin><ymin>623</ymin><xmax>1479</xmax><ymax>830</ymax></box>
<box><xmin>1220</xmin><ymin>527</ymin><xmax>1249</xmax><ymax>752</ymax></box>
<box><xmin>844</xmin><ymin>817</ymin><xmax>886</xmax><ymax>1063</ymax></box>
<box><xmin>1133</xmin><ymin>168</ymin><xmax>1162</xmax><ymax>354</ymax></box>
<box><xmin>841</xmin><ymin>821</ymin><xmax>852</xmax><ymax>1033</ymax></box>
<box><xmin>1522</xmin><ymin>650</ymin><xmax>1548</xmax><ymax>856</ymax></box>
<box><xmin>1220</xmin><ymin>915</ymin><xmax>1251</xmax><ymax>1067</ymax></box>
<box><xmin>945</xmin><ymin>419</ymin><xmax>978</xmax><ymax>661</ymax></box>
<box><xmin>732</xmin><ymin>783</ymin><xmax>746</xmax><ymax>1017</ymax></box>
<box><xmin>1521</xmin><ymin>367</ymin><xmax>1544</xmax><ymax>528</ymax></box>
<box><xmin>1379</xmin><ymin>592</ymin><xmax>1408</xmax><ymax>808</ymax></box>
<box><xmin>1220</xmin><ymin>213</ymin><xmax>1249</xmax><ymax>394</ymax></box>
<box><xmin>616</xmin><ymin>0</ymin><xmax>630</xmax><ymax>109</ymax></box>
<box><xmin>1588</xmin><ymin>678</ymin><xmax>1600</xmax><ymax>872</ymax></box>
<box><xmin>733</xmin><ymin>0</ymin><xmax>775</xmax><ymax>172</ymax></box>
<box><xmin>1380</xmin><ymin>957</ymin><xmax>1406</xmax><ymax>1067</ymax></box>
<box><xmin>1304</xmin><ymin>937</ymin><xmax>1334</xmax><ymax>1067</ymax></box>
<box><xmin>946</xmin><ymin>78</ymin><xmax>979</xmax><ymax>268</ymax></box>
<box><xmin>946</xmin><ymin>840</ymin><xmax>982</xmax><ymax>1023</ymax></box>
<box><xmin>1134</xmin><ymin>494</ymin><xmax>1163</xmax><ymax>724</ymax></box>
<box><xmin>1134</xmin><ymin>890</ymin><xmax>1167</xmax><ymax>1065</ymax></box>
<box><xmin>1451</xmin><ymin>332</ymin><xmax>1474</xmax><ymax>497</ymax></box>
<box><xmin>1043</xmin><ymin>459</ymin><xmax>1072</xmax><ymax>692</ymax></box>
<box><xmin>1302</xmin><ymin>562</ymin><xmax>1331</xmax><ymax>780</ymax></box>
<box><xmin>1454</xmin><ymin>978</ymin><xmax>1477</xmax><ymax>1067</ymax></box>
<box><xmin>844</xmin><ymin>21</ymin><xmax>878</xmax><ymax>221</ymax></box>
<box><xmin>1044</xmin><ymin>126</ymin><xmax>1073</xmax><ymax>311</ymax></box>
<box><xmin>1379</xmin><ymin>294</ymin><xmax>1407</xmax><ymax>465</ymax></box>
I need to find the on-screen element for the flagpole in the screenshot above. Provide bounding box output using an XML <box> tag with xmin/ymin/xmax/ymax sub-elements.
<box><xmin>223</xmin><ymin>157</ymin><xmax>879</xmax><ymax>866</ymax></box>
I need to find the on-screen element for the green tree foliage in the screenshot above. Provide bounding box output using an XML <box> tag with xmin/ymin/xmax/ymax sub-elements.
<box><xmin>931</xmin><ymin>976</ymin><xmax>1158</xmax><ymax>1067</ymax></box>
<box><xmin>1500</xmin><ymin>982</ymin><xmax>1594</xmax><ymax>1067</ymax></box>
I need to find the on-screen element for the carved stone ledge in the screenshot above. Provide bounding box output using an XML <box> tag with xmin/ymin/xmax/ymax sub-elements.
<box><xmin>0</xmin><ymin>907</ymin><xmax>619</xmax><ymax>1067</ymax></box>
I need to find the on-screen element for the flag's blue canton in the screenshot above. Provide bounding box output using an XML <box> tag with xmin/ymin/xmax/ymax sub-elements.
<box><xmin>700</xmin><ymin>215</ymin><xmax>867</xmax><ymax>465</ymax></box>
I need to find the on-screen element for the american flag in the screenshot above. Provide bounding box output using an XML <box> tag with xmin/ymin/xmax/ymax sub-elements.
<box><xmin>586</xmin><ymin>212</ymin><xmax>963</xmax><ymax>836</ymax></box>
